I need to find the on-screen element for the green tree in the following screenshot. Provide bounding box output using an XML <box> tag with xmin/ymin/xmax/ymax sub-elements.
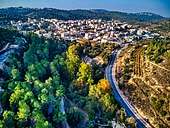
<box><xmin>1</xmin><ymin>110</ymin><xmax>16</xmax><ymax>127</ymax></box>
<box><xmin>66</xmin><ymin>56</ymin><xmax>81</xmax><ymax>81</ymax></box>
<box><xmin>17</xmin><ymin>100</ymin><xmax>30</xmax><ymax>120</ymax></box>
<box><xmin>11</xmin><ymin>68</ymin><xmax>21</xmax><ymax>80</ymax></box>
<box><xmin>66</xmin><ymin>107</ymin><xmax>84</xmax><ymax>127</ymax></box>
<box><xmin>99</xmin><ymin>93</ymin><xmax>116</xmax><ymax>117</ymax></box>
<box><xmin>66</xmin><ymin>44</ymin><xmax>81</xmax><ymax>80</ymax></box>
<box><xmin>76</xmin><ymin>62</ymin><xmax>93</xmax><ymax>88</ymax></box>
<box><xmin>9</xmin><ymin>89</ymin><xmax>25</xmax><ymax>110</ymax></box>
<box><xmin>32</xmin><ymin>109</ymin><xmax>53</xmax><ymax>128</ymax></box>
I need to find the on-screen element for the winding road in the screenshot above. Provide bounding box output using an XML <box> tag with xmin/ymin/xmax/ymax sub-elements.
<box><xmin>106</xmin><ymin>46</ymin><xmax>151</xmax><ymax>128</ymax></box>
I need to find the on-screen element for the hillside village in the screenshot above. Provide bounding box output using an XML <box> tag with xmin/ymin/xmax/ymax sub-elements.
<box><xmin>9</xmin><ymin>18</ymin><xmax>165</xmax><ymax>44</ymax></box>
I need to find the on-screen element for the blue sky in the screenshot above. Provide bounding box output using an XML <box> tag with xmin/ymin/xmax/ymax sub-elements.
<box><xmin>0</xmin><ymin>0</ymin><xmax>170</xmax><ymax>17</ymax></box>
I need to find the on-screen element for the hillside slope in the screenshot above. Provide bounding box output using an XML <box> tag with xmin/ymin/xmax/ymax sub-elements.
<box><xmin>116</xmin><ymin>39</ymin><xmax>170</xmax><ymax>127</ymax></box>
<box><xmin>0</xmin><ymin>7</ymin><xmax>165</xmax><ymax>23</ymax></box>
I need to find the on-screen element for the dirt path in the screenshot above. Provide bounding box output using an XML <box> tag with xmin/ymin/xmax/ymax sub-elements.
<box><xmin>60</xmin><ymin>97</ymin><xmax>70</xmax><ymax>128</ymax></box>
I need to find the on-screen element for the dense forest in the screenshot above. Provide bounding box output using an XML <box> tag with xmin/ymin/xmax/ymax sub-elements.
<box><xmin>0</xmin><ymin>7</ymin><xmax>165</xmax><ymax>23</ymax></box>
<box><xmin>0</xmin><ymin>28</ymin><xmax>136</xmax><ymax>127</ymax></box>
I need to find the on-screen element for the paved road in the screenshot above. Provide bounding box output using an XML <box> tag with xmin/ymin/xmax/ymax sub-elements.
<box><xmin>0</xmin><ymin>43</ymin><xmax>10</xmax><ymax>54</ymax></box>
<box><xmin>106</xmin><ymin>46</ymin><xmax>151</xmax><ymax>128</ymax></box>
<box><xmin>0</xmin><ymin>49</ymin><xmax>14</xmax><ymax>70</ymax></box>
<box><xmin>0</xmin><ymin>49</ymin><xmax>14</xmax><ymax>62</ymax></box>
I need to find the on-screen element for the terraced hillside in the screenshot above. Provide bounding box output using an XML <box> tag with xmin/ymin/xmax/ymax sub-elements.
<box><xmin>116</xmin><ymin>39</ymin><xmax>170</xmax><ymax>128</ymax></box>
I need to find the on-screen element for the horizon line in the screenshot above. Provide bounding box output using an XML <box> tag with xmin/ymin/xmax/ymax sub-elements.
<box><xmin>0</xmin><ymin>6</ymin><xmax>169</xmax><ymax>18</ymax></box>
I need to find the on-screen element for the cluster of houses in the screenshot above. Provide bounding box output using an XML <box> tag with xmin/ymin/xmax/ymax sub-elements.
<box><xmin>10</xmin><ymin>18</ymin><xmax>162</xmax><ymax>44</ymax></box>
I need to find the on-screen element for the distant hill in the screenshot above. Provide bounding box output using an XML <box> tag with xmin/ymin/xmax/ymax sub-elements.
<box><xmin>134</xmin><ymin>12</ymin><xmax>165</xmax><ymax>22</ymax></box>
<box><xmin>0</xmin><ymin>7</ymin><xmax>166</xmax><ymax>22</ymax></box>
